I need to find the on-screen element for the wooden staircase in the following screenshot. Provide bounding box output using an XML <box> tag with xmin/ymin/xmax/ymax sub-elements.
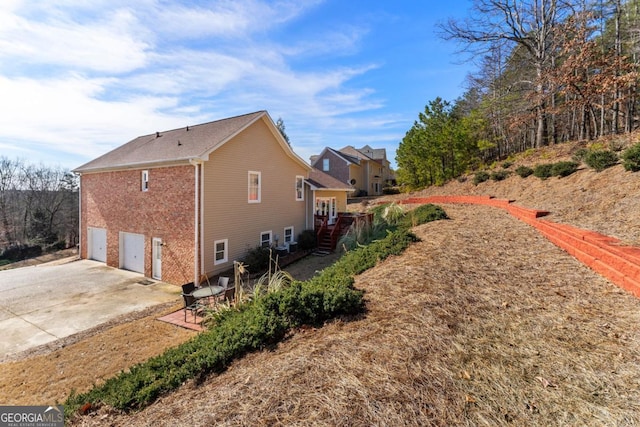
<box><xmin>315</xmin><ymin>213</ymin><xmax>373</xmax><ymax>253</ymax></box>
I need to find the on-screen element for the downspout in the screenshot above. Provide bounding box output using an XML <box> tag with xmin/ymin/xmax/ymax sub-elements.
<box><xmin>76</xmin><ymin>173</ymin><xmax>82</xmax><ymax>257</ymax></box>
<box><xmin>200</xmin><ymin>161</ymin><xmax>205</xmax><ymax>283</ymax></box>
<box><xmin>312</xmin><ymin>189</ymin><xmax>316</xmax><ymax>229</ymax></box>
<box><xmin>305</xmin><ymin>184</ymin><xmax>309</xmax><ymax>230</ymax></box>
<box><xmin>189</xmin><ymin>159</ymin><xmax>203</xmax><ymax>285</ymax></box>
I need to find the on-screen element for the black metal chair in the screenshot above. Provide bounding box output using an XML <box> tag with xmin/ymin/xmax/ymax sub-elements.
<box><xmin>181</xmin><ymin>283</ymin><xmax>203</xmax><ymax>323</ymax></box>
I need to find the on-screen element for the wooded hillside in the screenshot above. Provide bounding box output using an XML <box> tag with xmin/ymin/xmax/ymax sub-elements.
<box><xmin>0</xmin><ymin>157</ymin><xmax>78</xmax><ymax>259</ymax></box>
<box><xmin>397</xmin><ymin>0</ymin><xmax>640</xmax><ymax>187</ymax></box>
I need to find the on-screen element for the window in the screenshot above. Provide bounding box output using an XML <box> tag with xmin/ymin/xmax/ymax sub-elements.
<box><xmin>260</xmin><ymin>231</ymin><xmax>272</xmax><ymax>248</ymax></box>
<box><xmin>248</xmin><ymin>171</ymin><xmax>261</xmax><ymax>203</ymax></box>
<box><xmin>284</xmin><ymin>227</ymin><xmax>294</xmax><ymax>244</ymax></box>
<box><xmin>322</xmin><ymin>158</ymin><xmax>329</xmax><ymax>171</ymax></box>
<box><xmin>214</xmin><ymin>239</ymin><xmax>228</xmax><ymax>265</ymax></box>
<box><xmin>141</xmin><ymin>170</ymin><xmax>149</xmax><ymax>191</ymax></box>
<box><xmin>295</xmin><ymin>176</ymin><xmax>304</xmax><ymax>201</ymax></box>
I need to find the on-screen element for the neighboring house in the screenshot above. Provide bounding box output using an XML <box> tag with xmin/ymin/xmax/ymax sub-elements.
<box><xmin>73</xmin><ymin>111</ymin><xmax>349</xmax><ymax>286</ymax></box>
<box><xmin>310</xmin><ymin>145</ymin><xmax>394</xmax><ymax>196</ymax></box>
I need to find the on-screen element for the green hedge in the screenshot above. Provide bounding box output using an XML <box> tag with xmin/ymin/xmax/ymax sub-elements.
<box><xmin>65</xmin><ymin>204</ymin><xmax>446</xmax><ymax>419</ymax></box>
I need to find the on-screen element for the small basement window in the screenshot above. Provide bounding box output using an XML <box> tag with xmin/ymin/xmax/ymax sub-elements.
<box><xmin>214</xmin><ymin>239</ymin><xmax>228</xmax><ymax>265</ymax></box>
<box><xmin>260</xmin><ymin>231</ymin><xmax>272</xmax><ymax>248</ymax></box>
<box><xmin>284</xmin><ymin>226</ymin><xmax>294</xmax><ymax>244</ymax></box>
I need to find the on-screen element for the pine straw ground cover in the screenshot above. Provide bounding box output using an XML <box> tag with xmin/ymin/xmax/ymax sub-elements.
<box><xmin>73</xmin><ymin>204</ymin><xmax>640</xmax><ymax>426</ymax></box>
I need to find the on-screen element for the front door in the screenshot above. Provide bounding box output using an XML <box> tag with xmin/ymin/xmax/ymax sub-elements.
<box><xmin>152</xmin><ymin>238</ymin><xmax>162</xmax><ymax>280</ymax></box>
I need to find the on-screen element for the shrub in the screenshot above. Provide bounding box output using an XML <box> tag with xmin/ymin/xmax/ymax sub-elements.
<box><xmin>242</xmin><ymin>246</ymin><xmax>271</xmax><ymax>272</ymax></box>
<box><xmin>621</xmin><ymin>143</ymin><xmax>640</xmax><ymax>172</ymax></box>
<box><xmin>382</xmin><ymin>186</ymin><xmax>400</xmax><ymax>195</ymax></box>
<box><xmin>457</xmin><ymin>175</ymin><xmax>467</xmax><ymax>183</ymax></box>
<box><xmin>572</xmin><ymin>148</ymin><xmax>589</xmax><ymax>163</ymax></box>
<box><xmin>402</xmin><ymin>204</ymin><xmax>448</xmax><ymax>228</ymax></box>
<box><xmin>381</xmin><ymin>203</ymin><xmax>406</xmax><ymax>226</ymax></box>
<box><xmin>502</xmin><ymin>161</ymin><xmax>513</xmax><ymax>169</ymax></box>
<box><xmin>473</xmin><ymin>171</ymin><xmax>490</xmax><ymax>185</ymax></box>
<box><xmin>490</xmin><ymin>170</ymin><xmax>509</xmax><ymax>181</ymax></box>
<box><xmin>533</xmin><ymin>163</ymin><xmax>553</xmax><ymax>179</ymax></box>
<box><xmin>550</xmin><ymin>161</ymin><xmax>579</xmax><ymax>177</ymax></box>
<box><xmin>297</xmin><ymin>230</ymin><xmax>316</xmax><ymax>251</ymax></box>
<box><xmin>0</xmin><ymin>244</ymin><xmax>42</xmax><ymax>261</ymax></box>
<box><xmin>46</xmin><ymin>240</ymin><xmax>68</xmax><ymax>252</ymax></box>
<box><xmin>515</xmin><ymin>166</ymin><xmax>533</xmax><ymax>178</ymax></box>
<box><xmin>584</xmin><ymin>149</ymin><xmax>618</xmax><ymax>172</ymax></box>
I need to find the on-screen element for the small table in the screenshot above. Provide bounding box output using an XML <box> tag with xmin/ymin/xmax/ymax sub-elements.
<box><xmin>192</xmin><ymin>285</ymin><xmax>224</xmax><ymax>300</ymax></box>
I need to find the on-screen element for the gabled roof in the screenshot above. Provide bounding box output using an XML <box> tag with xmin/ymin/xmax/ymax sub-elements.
<box><xmin>74</xmin><ymin>111</ymin><xmax>309</xmax><ymax>173</ymax></box>
<box><xmin>339</xmin><ymin>145</ymin><xmax>373</xmax><ymax>161</ymax></box>
<box><xmin>306</xmin><ymin>168</ymin><xmax>354</xmax><ymax>192</ymax></box>
<box><xmin>312</xmin><ymin>147</ymin><xmax>360</xmax><ymax>167</ymax></box>
<box><xmin>357</xmin><ymin>145</ymin><xmax>387</xmax><ymax>161</ymax></box>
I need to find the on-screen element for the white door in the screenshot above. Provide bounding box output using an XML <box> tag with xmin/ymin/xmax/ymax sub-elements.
<box><xmin>152</xmin><ymin>238</ymin><xmax>162</xmax><ymax>280</ymax></box>
<box><xmin>121</xmin><ymin>232</ymin><xmax>145</xmax><ymax>274</ymax></box>
<box><xmin>315</xmin><ymin>197</ymin><xmax>337</xmax><ymax>223</ymax></box>
<box><xmin>88</xmin><ymin>227</ymin><xmax>107</xmax><ymax>263</ymax></box>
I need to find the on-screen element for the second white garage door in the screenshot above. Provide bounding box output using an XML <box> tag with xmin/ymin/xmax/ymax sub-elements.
<box><xmin>121</xmin><ymin>232</ymin><xmax>145</xmax><ymax>274</ymax></box>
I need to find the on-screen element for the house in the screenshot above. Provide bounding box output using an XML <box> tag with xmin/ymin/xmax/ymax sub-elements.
<box><xmin>73</xmin><ymin>111</ymin><xmax>351</xmax><ymax>285</ymax></box>
<box><xmin>310</xmin><ymin>145</ymin><xmax>394</xmax><ymax>196</ymax></box>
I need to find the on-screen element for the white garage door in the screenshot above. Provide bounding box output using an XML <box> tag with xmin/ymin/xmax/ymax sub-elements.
<box><xmin>88</xmin><ymin>227</ymin><xmax>107</xmax><ymax>263</ymax></box>
<box><xmin>121</xmin><ymin>232</ymin><xmax>145</xmax><ymax>274</ymax></box>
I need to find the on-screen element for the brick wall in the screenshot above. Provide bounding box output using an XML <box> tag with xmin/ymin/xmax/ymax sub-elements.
<box><xmin>80</xmin><ymin>165</ymin><xmax>196</xmax><ymax>285</ymax></box>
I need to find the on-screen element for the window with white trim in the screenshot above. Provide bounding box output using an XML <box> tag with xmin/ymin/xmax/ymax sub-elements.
<box><xmin>260</xmin><ymin>231</ymin><xmax>272</xmax><ymax>248</ymax></box>
<box><xmin>284</xmin><ymin>226</ymin><xmax>294</xmax><ymax>244</ymax></box>
<box><xmin>141</xmin><ymin>170</ymin><xmax>149</xmax><ymax>191</ymax></box>
<box><xmin>295</xmin><ymin>176</ymin><xmax>304</xmax><ymax>201</ymax></box>
<box><xmin>248</xmin><ymin>171</ymin><xmax>261</xmax><ymax>203</ymax></box>
<box><xmin>214</xmin><ymin>239</ymin><xmax>228</xmax><ymax>265</ymax></box>
<box><xmin>322</xmin><ymin>158</ymin><xmax>329</xmax><ymax>171</ymax></box>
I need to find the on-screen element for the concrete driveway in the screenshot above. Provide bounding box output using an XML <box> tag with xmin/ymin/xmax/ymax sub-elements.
<box><xmin>0</xmin><ymin>259</ymin><xmax>180</xmax><ymax>358</ymax></box>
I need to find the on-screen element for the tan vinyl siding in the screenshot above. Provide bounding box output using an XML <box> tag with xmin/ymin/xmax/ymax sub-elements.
<box><xmin>201</xmin><ymin>118</ymin><xmax>308</xmax><ymax>276</ymax></box>
<box><xmin>349</xmin><ymin>164</ymin><xmax>365</xmax><ymax>193</ymax></box>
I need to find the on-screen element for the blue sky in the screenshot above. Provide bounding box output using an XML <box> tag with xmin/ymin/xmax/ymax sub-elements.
<box><xmin>0</xmin><ymin>0</ymin><xmax>475</xmax><ymax>170</ymax></box>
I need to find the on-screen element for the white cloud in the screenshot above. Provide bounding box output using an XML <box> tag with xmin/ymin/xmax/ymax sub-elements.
<box><xmin>0</xmin><ymin>0</ymin><xmax>401</xmax><ymax>168</ymax></box>
<box><xmin>0</xmin><ymin>75</ymin><xmax>194</xmax><ymax>160</ymax></box>
<box><xmin>0</xmin><ymin>7</ymin><xmax>150</xmax><ymax>73</ymax></box>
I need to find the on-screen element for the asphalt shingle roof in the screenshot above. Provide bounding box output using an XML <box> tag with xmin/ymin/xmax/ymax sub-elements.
<box><xmin>74</xmin><ymin>111</ymin><xmax>266</xmax><ymax>172</ymax></box>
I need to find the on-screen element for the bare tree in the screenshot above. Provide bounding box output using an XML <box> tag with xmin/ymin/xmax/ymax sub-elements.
<box><xmin>441</xmin><ymin>0</ymin><xmax>563</xmax><ymax>148</ymax></box>
<box><xmin>0</xmin><ymin>159</ymin><xmax>78</xmax><ymax>255</ymax></box>
<box><xmin>0</xmin><ymin>157</ymin><xmax>23</xmax><ymax>246</ymax></box>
